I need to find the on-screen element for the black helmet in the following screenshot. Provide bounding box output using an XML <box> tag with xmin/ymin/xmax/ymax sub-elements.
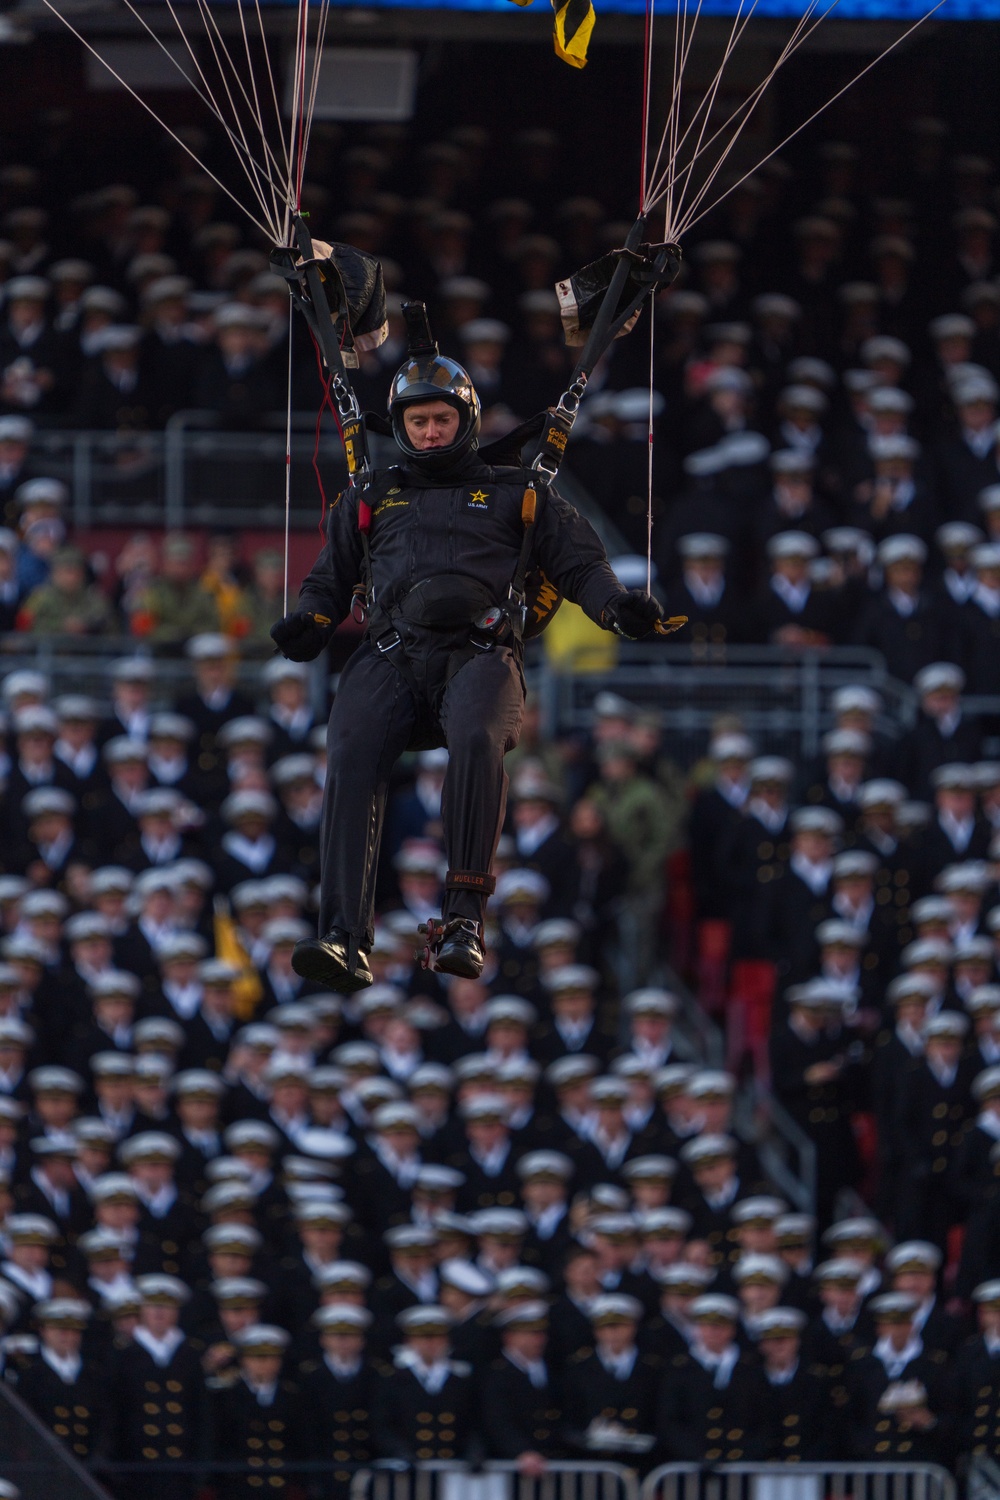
<box><xmin>388</xmin><ymin>354</ymin><xmax>481</xmax><ymax>473</ymax></box>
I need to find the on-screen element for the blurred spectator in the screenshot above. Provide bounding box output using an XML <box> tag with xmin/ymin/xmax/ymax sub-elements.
<box><xmin>129</xmin><ymin>534</ymin><xmax>220</xmax><ymax>643</ymax></box>
<box><xmin>17</xmin><ymin>545</ymin><xmax>116</xmax><ymax>636</ymax></box>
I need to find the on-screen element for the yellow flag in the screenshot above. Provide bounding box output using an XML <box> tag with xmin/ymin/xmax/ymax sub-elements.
<box><xmin>213</xmin><ymin>898</ymin><xmax>264</xmax><ymax>1020</ymax></box>
<box><xmin>551</xmin><ymin>0</ymin><xmax>596</xmax><ymax>67</ymax></box>
<box><xmin>505</xmin><ymin>0</ymin><xmax>596</xmax><ymax>67</ymax></box>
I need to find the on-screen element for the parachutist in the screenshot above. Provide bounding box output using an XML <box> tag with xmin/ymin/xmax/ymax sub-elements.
<box><xmin>271</xmin><ymin>340</ymin><xmax>666</xmax><ymax>994</ymax></box>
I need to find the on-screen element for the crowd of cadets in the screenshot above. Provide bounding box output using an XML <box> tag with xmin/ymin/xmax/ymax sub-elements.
<box><xmin>5</xmin><ymin>123</ymin><xmax>1000</xmax><ymax>673</ymax></box>
<box><xmin>6</xmin><ymin>111</ymin><xmax>1000</xmax><ymax>1495</ymax></box>
<box><xmin>5</xmin><ymin>642</ymin><xmax>1000</xmax><ymax>1489</ymax></box>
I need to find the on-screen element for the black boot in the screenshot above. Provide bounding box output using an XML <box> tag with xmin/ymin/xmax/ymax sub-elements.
<box><xmin>291</xmin><ymin>929</ymin><xmax>373</xmax><ymax>993</ymax></box>
<box><xmin>433</xmin><ymin>918</ymin><xmax>485</xmax><ymax>979</ymax></box>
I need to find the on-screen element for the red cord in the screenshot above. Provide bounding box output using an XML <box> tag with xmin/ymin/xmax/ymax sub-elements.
<box><xmin>310</xmin><ymin>330</ymin><xmax>341</xmax><ymax>538</ymax></box>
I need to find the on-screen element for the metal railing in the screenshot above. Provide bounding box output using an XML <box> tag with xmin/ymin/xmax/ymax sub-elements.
<box><xmin>0</xmin><ymin>1382</ymin><xmax>112</xmax><ymax>1500</ymax></box>
<box><xmin>531</xmin><ymin>645</ymin><xmax>920</xmax><ymax>764</ymax></box>
<box><xmin>1</xmin><ymin>635</ymin><xmax>958</xmax><ymax>776</ymax></box>
<box><xmin>352</xmin><ymin>1461</ymin><xmax>640</xmax><ymax>1500</ymax></box>
<box><xmin>640</xmin><ymin>1464</ymin><xmax>956</xmax><ymax>1500</ymax></box>
<box><xmin>969</xmin><ymin>1455</ymin><xmax>1000</xmax><ymax>1500</ymax></box>
<box><xmin>30</xmin><ymin>414</ymin><xmax>361</xmax><ymax>532</ymax></box>
<box><xmin>28</xmin><ymin>420</ymin><xmax>627</xmax><ymax>548</ymax></box>
<box><xmin>0</xmin><ymin>634</ymin><xmax>331</xmax><ymax>718</ymax></box>
<box><xmin>750</xmin><ymin>1090</ymin><xmax>818</xmax><ymax>1214</ymax></box>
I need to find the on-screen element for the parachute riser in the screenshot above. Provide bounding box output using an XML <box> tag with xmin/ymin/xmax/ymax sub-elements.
<box><xmin>528</xmin><ymin>215</ymin><xmax>680</xmax><ymax>485</ymax></box>
<box><xmin>270</xmin><ymin>215</ymin><xmax>373</xmax><ymax>488</ymax></box>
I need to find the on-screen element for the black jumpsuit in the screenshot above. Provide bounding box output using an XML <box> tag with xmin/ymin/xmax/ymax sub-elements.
<box><xmin>295</xmin><ymin>454</ymin><xmax>622</xmax><ymax>947</ymax></box>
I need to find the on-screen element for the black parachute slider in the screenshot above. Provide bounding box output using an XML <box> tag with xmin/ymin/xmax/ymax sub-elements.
<box><xmin>270</xmin><ymin>234</ymin><xmax>387</xmax><ymax>369</ymax></box>
<box><xmin>402</xmin><ymin>301</ymin><xmax>439</xmax><ymax>358</ymax></box>
<box><xmin>556</xmin><ymin>242</ymin><xmax>682</xmax><ymax>348</ymax></box>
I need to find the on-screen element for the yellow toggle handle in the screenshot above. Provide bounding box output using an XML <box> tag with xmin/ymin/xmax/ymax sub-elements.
<box><xmin>653</xmin><ymin>615</ymin><xmax>688</xmax><ymax>637</ymax></box>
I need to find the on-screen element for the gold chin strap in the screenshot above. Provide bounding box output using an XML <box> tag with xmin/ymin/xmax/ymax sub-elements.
<box><xmin>654</xmin><ymin>615</ymin><xmax>689</xmax><ymax>637</ymax></box>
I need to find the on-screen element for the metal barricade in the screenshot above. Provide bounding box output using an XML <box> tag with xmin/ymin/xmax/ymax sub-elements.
<box><xmin>0</xmin><ymin>634</ymin><xmax>330</xmax><ymax>710</ymax></box>
<box><xmin>969</xmin><ymin>1454</ymin><xmax>1000</xmax><ymax>1500</ymax></box>
<box><xmin>532</xmin><ymin>645</ymin><xmax>920</xmax><ymax>766</ymax></box>
<box><xmin>0</xmin><ymin>1382</ymin><xmax>112</xmax><ymax>1500</ymax></box>
<box><xmin>352</xmin><ymin>1461</ymin><xmax>640</xmax><ymax>1500</ymax></box>
<box><xmin>640</xmin><ymin>1463</ymin><xmax>956</xmax><ymax>1500</ymax></box>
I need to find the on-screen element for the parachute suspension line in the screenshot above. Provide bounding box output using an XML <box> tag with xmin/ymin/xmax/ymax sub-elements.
<box><xmin>230</xmin><ymin>0</ymin><xmax>286</xmax><ymax>236</ymax></box>
<box><xmin>302</xmin><ymin>0</ymin><xmax>333</xmax><ymax>206</ymax></box>
<box><xmin>662</xmin><ymin>0</ymin><xmax>829</xmax><ymax>234</ymax></box>
<box><xmin>288</xmin><ymin>0</ymin><xmax>308</xmax><ymax>210</ymax></box>
<box><xmin>284</xmin><ymin>297</ymin><xmax>294</xmax><ymax>616</ymax></box>
<box><xmin>98</xmin><ymin>0</ymin><xmax>286</xmax><ymax>237</ymax></box>
<box><xmin>675</xmin><ymin>0</ymin><xmax>947</xmax><ymax>235</ymax></box>
<box><xmin>656</xmin><ymin>0</ymin><xmax>765</xmax><ymax>234</ymax></box>
<box><xmin>191</xmin><ymin>0</ymin><xmax>286</xmax><ymax>237</ymax></box>
<box><xmin>639</xmin><ymin>0</ymin><xmax>656</xmax><ymax>593</ymax></box>
<box><xmin>638</xmin><ymin>0</ymin><xmax>655</xmax><ymax>210</ymax></box>
<box><xmin>251</xmin><ymin>0</ymin><xmax>295</xmax><ymax>239</ymax></box>
<box><xmin>653</xmin><ymin>0</ymin><xmax>703</xmax><ymax>236</ymax></box>
<box><xmin>642</xmin><ymin>0</ymin><xmax>944</xmax><ymax>236</ymax></box>
<box><xmin>646</xmin><ymin>0</ymin><xmax>813</xmax><ymax>230</ymax></box>
<box><xmin>646</xmin><ymin>289</ymin><xmax>656</xmax><ymax>596</ymax></box>
<box><xmin>36</xmin><ymin>0</ymin><xmax>276</xmax><ymax>239</ymax></box>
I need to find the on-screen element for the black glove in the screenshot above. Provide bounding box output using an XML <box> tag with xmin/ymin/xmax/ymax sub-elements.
<box><xmin>604</xmin><ymin>588</ymin><xmax>662</xmax><ymax>640</ymax></box>
<box><xmin>270</xmin><ymin>609</ymin><xmax>333</xmax><ymax>662</ymax></box>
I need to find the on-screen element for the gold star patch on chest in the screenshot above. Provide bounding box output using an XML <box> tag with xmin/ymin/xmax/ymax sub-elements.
<box><xmin>467</xmin><ymin>489</ymin><xmax>490</xmax><ymax>509</ymax></box>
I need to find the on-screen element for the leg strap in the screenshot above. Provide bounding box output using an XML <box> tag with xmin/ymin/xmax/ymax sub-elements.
<box><xmin>445</xmin><ymin>869</ymin><xmax>497</xmax><ymax>895</ymax></box>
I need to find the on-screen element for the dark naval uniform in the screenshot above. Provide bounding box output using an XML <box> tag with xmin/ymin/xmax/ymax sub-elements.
<box><xmin>13</xmin><ymin>1353</ymin><xmax>106</xmax><ymax>1460</ymax></box>
<box><xmin>373</xmin><ymin>1354</ymin><xmax>476</xmax><ymax>1461</ymax></box>
<box><xmin>477</xmin><ymin>1353</ymin><xmax>564</xmax><ymax>1458</ymax></box>
<box><xmin>102</xmin><ymin>1335</ymin><xmax>206</xmax><ymax>1500</ymax></box>
<box><xmin>952</xmin><ymin>1334</ymin><xmax>1000</xmax><ymax>1459</ymax></box>
<box><xmin>763</xmin><ymin>1362</ymin><xmax>838</xmax><ymax>1461</ymax></box>
<box><xmin>561</xmin><ymin>1346</ymin><xmax>661</xmax><ymax>1461</ymax></box>
<box><xmin>206</xmin><ymin>1372</ymin><xmax>303</xmax><ymax>1500</ymax></box>
<box><xmin>298</xmin><ymin>1355</ymin><xmax>380</xmax><ymax>1479</ymax></box>
<box><xmin>656</xmin><ymin>1349</ymin><xmax>773</xmax><ymax>1461</ymax></box>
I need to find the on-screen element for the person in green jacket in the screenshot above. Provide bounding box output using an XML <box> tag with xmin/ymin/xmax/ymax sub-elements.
<box><xmin>20</xmin><ymin>546</ymin><xmax>118</xmax><ymax>636</ymax></box>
